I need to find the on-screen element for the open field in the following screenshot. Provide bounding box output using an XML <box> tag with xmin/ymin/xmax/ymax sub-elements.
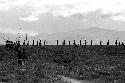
<box><xmin>0</xmin><ymin>45</ymin><xmax>125</xmax><ymax>83</ymax></box>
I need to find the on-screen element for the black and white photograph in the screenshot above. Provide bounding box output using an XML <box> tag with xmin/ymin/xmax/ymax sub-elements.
<box><xmin>0</xmin><ymin>0</ymin><xmax>125</xmax><ymax>83</ymax></box>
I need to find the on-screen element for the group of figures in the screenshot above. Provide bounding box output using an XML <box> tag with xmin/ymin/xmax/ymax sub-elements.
<box><xmin>58</xmin><ymin>39</ymin><xmax>125</xmax><ymax>46</ymax></box>
<box><xmin>5</xmin><ymin>39</ymin><xmax>125</xmax><ymax>47</ymax></box>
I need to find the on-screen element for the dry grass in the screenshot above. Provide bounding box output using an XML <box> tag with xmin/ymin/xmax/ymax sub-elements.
<box><xmin>0</xmin><ymin>45</ymin><xmax>125</xmax><ymax>83</ymax></box>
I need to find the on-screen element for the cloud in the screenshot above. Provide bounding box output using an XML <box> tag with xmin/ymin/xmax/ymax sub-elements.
<box><xmin>1</xmin><ymin>0</ymin><xmax>125</xmax><ymax>21</ymax></box>
<box><xmin>19</xmin><ymin>15</ymin><xmax>38</xmax><ymax>22</ymax></box>
<box><xmin>0</xmin><ymin>0</ymin><xmax>29</xmax><ymax>11</ymax></box>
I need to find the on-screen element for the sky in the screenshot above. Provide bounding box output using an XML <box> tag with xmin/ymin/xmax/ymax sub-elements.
<box><xmin>1</xmin><ymin>0</ymin><xmax>125</xmax><ymax>35</ymax></box>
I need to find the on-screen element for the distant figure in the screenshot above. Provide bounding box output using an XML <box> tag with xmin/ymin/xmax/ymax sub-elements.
<box><xmin>69</xmin><ymin>41</ymin><xmax>70</xmax><ymax>45</ymax></box>
<box><xmin>57</xmin><ymin>40</ymin><xmax>58</xmax><ymax>45</ymax></box>
<box><xmin>44</xmin><ymin>40</ymin><xmax>47</xmax><ymax>46</ymax></box>
<box><xmin>85</xmin><ymin>40</ymin><xmax>87</xmax><ymax>46</ymax></box>
<box><xmin>80</xmin><ymin>40</ymin><xmax>82</xmax><ymax>45</ymax></box>
<box><xmin>17</xmin><ymin>48</ymin><xmax>22</xmax><ymax>68</ymax></box>
<box><xmin>22</xmin><ymin>48</ymin><xmax>27</xmax><ymax>64</ymax></box>
<box><xmin>100</xmin><ymin>40</ymin><xmax>102</xmax><ymax>45</ymax></box>
<box><xmin>107</xmin><ymin>40</ymin><xmax>110</xmax><ymax>45</ymax></box>
<box><xmin>91</xmin><ymin>40</ymin><xmax>93</xmax><ymax>45</ymax></box>
<box><xmin>73</xmin><ymin>40</ymin><xmax>76</xmax><ymax>45</ymax></box>
<box><xmin>39</xmin><ymin>40</ymin><xmax>41</xmax><ymax>46</ymax></box>
<box><xmin>37</xmin><ymin>41</ymin><xmax>38</xmax><ymax>46</ymax></box>
<box><xmin>33</xmin><ymin>40</ymin><xmax>34</xmax><ymax>46</ymax></box>
<box><xmin>62</xmin><ymin>40</ymin><xmax>65</xmax><ymax>45</ymax></box>
<box><xmin>23</xmin><ymin>40</ymin><xmax>25</xmax><ymax>46</ymax></box>
<box><xmin>44</xmin><ymin>40</ymin><xmax>46</xmax><ymax>46</ymax></box>
<box><xmin>119</xmin><ymin>42</ymin><xmax>121</xmax><ymax>45</ymax></box>
<box><xmin>115</xmin><ymin>40</ymin><xmax>118</xmax><ymax>45</ymax></box>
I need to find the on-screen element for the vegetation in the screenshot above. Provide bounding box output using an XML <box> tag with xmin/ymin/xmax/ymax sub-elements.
<box><xmin>0</xmin><ymin>45</ymin><xmax>125</xmax><ymax>83</ymax></box>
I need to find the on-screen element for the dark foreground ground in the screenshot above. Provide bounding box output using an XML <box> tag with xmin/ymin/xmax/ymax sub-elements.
<box><xmin>0</xmin><ymin>45</ymin><xmax>125</xmax><ymax>83</ymax></box>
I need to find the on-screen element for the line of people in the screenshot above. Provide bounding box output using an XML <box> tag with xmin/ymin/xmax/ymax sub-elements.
<box><xmin>58</xmin><ymin>39</ymin><xmax>125</xmax><ymax>46</ymax></box>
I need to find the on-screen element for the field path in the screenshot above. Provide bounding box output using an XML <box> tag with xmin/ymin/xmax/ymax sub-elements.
<box><xmin>58</xmin><ymin>75</ymin><xmax>107</xmax><ymax>83</ymax></box>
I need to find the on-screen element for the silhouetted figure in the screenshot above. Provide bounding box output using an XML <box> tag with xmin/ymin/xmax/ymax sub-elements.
<box><xmin>37</xmin><ymin>40</ymin><xmax>38</xmax><ymax>46</ymax></box>
<box><xmin>44</xmin><ymin>40</ymin><xmax>47</xmax><ymax>46</ymax></box>
<box><xmin>107</xmin><ymin>40</ymin><xmax>110</xmax><ymax>45</ymax></box>
<box><xmin>62</xmin><ymin>40</ymin><xmax>65</xmax><ymax>45</ymax></box>
<box><xmin>22</xmin><ymin>48</ymin><xmax>27</xmax><ymax>64</ymax></box>
<box><xmin>85</xmin><ymin>40</ymin><xmax>87</xmax><ymax>46</ymax></box>
<box><xmin>100</xmin><ymin>41</ymin><xmax>102</xmax><ymax>45</ymax></box>
<box><xmin>90</xmin><ymin>40</ymin><xmax>93</xmax><ymax>45</ymax></box>
<box><xmin>73</xmin><ymin>40</ymin><xmax>76</xmax><ymax>45</ymax></box>
<box><xmin>80</xmin><ymin>40</ymin><xmax>82</xmax><ymax>45</ymax></box>
<box><xmin>44</xmin><ymin>40</ymin><xmax>45</xmax><ymax>45</ymax></box>
<box><xmin>33</xmin><ymin>40</ymin><xmax>34</xmax><ymax>46</ymax></box>
<box><xmin>69</xmin><ymin>41</ymin><xmax>70</xmax><ymax>45</ymax></box>
<box><xmin>119</xmin><ymin>42</ymin><xmax>121</xmax><ymax>45</ymax></box>
<box><xmin>115</xmin><ymin>40</ymin><xmax>118</xmax><ymax>45</ymax></box>
<box><xmin>39</xmin><ymin>40</ymin><xmax>41</xmax><ymax>46</ymax></box>
<box><xmin>57</xmin><ymin>40</ymin><xmax>59</xmax><ymax>45</ymax></box>
<box><xmin>23</xmin><ymin>40</ymin><xmax>25</xmax><ymax>46</ymax></box>
<box><xmin>17</xmin><ymin>48</ymin><xmax>22</xmax><ymax>68</ymax></box>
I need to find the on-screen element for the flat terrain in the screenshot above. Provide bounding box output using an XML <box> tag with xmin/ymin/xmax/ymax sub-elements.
<box><xmin>0</xmin><ymin>45</ymin><xmax>125</xmax><ymax>83</ymax></box>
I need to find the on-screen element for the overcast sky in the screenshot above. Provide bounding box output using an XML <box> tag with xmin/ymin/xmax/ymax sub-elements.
<box><xmin>1</xmin><ymin>0</ymin><xmax>125</xmax><ymax>35</ymax></box>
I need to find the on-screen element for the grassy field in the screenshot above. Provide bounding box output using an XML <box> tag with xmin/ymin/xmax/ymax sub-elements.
<box><xmin>0</xmin><ymin>45</ymin><xmax>125</xmax><ymax>83</ymax></box>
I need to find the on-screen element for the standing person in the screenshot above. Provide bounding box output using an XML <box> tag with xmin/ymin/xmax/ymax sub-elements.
<box><xmin>22</xmin><ymin>48</ymin><xmax>27</xmax><ymax>64</ymax></box>
<box><xmin>17</xmin><ymin>47</ymin><xmax>22</xmax><ymax>68</ymax></box>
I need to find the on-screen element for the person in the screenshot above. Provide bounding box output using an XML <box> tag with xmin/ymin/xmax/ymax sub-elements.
<box><xmin>22</xmin><ymin>48</ymin><xmax>27</xmax><ymax>64</ymax></box>
<box><xmin>115</xmin><ymin>40</ymin><xmax>118</xmax><ymax>45</ymax></box>
<box><xmin>17</xmin><ymin>48</ymin><xmax>22</xmax><ymax>68</ymax></box>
